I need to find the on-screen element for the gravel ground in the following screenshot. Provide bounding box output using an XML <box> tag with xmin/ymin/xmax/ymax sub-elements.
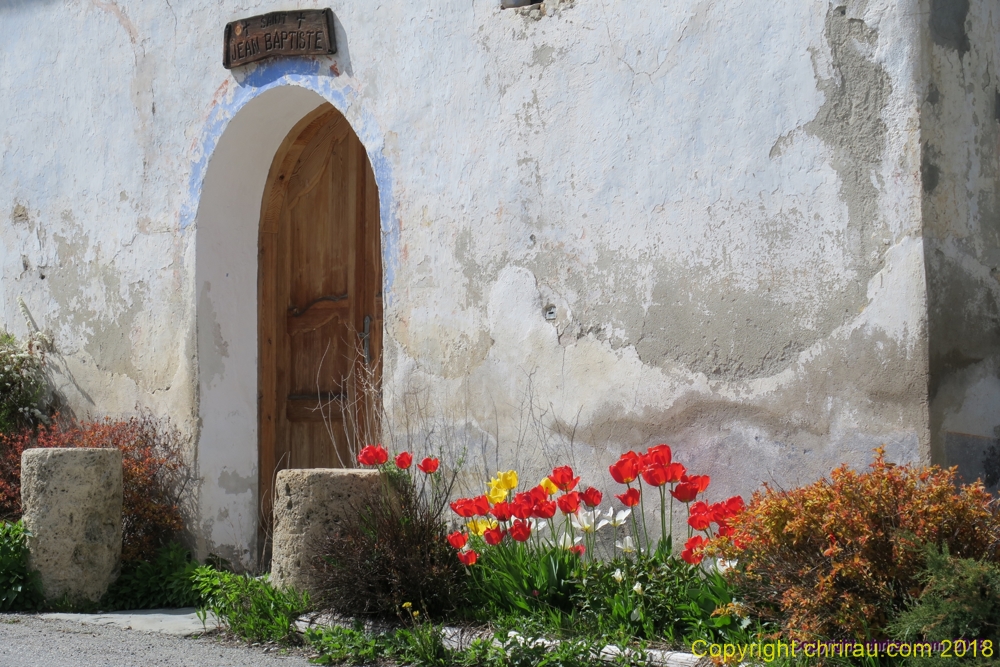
<box><xmin>0</xmin><ymin>614</ymin><xmax>316</xmax><ymax>667</ymax></box>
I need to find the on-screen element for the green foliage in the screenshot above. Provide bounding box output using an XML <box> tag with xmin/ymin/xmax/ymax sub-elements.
<box><xmin>314</xmin><ymin>469</ymin><xmax>467</xmax><ymax>618</ymax></box>
<box><xmin>305</xmin><ymin>622</ymin><xmax>391</xmax><ymax>664</ymax></box>
<box><xmin>0</xmin><ymin>520</ymin><xmax>41</xmax><ymax>611</ymax></box>
<box><xmin>305</xmin><ymin>620</ymin><xmax>653</xmax><ymax>667</ymax></box>
<box><xmin>468</xmin><ymin>542</ymin><xmax>580</xmax><ymax>616</ymax></box>
<box><xmin>100</xmin><ymin>542</ymin><xmax>201</xmax><ymax>610</ymax></box>
<box><xmin>192</xmin><ymin>566</ymin><xmax>309</xmax><ymax>643</ymax></box>
<box><xmin>0</xmin><ymin>330</ymin><xmax>49</xmax><ymax>436</ymax></box>
<box><xmin>572</xmin><ymin>554</ymin><xmax>746</xmax><ymax>645</ymax></box>
<box><xmin>888</xmin><ymin>545</ymin><xmax>1000</xmax><ymax>666</ymax></box>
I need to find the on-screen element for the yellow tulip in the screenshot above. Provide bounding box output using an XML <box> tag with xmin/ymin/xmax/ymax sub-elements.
<box><xmin>540</xmin><ymin>477</ymin><xmax>559</xmax><ymax>496</ymax></box>
<box><xmin>485</xmin><ymin>481</ymin><xmax>507</xmax><ymax>504</ymax></box>
<box><xmin>498</xmin><ymin>470</ymin><xmax>519</xmax><ymax>491</ymax></box>
<box><xmin>467</xmin><ymin>518</ymin><xmax>498</xmax><ymax>536</ymax></box>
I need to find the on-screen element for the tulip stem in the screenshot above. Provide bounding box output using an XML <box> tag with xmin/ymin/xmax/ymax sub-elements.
<box><xmin>659</xmin><ymin>486</ymin><xmax>667</xmax><ymax>555</ymax></box>
<box><xmin>636</xmin><ymin>478</ymin><xmax>651</xmax><ymax>555</ymax></box>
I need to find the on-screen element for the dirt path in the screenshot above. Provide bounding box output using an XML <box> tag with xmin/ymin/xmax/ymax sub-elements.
<box><xmin>0</xmin><ymin>613</ymin><xmax>316</xmax><ymax>667</ymax></box>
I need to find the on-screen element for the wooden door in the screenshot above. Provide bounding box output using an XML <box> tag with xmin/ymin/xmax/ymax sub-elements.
<box><xmin>258</xmin><ymin>104</ymin><xmax>382</xmax><ymax>534</ymax></box>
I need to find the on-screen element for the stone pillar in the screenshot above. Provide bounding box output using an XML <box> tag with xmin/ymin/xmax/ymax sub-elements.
<box><xmin>270</xmin><ymin>468</ymin><xmax>381</xmax><ymax>595</ymax></box>
<box><xmin>21</xmin><ymin>448</ymin><xmax>123</xmax><ymax>603</ymax></box>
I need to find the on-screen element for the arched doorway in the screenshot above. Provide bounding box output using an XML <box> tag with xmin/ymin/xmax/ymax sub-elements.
<box><xmin>257</xmin><ymin>103</ymin><xmax>383</xmax><ymax>533</ymax></box>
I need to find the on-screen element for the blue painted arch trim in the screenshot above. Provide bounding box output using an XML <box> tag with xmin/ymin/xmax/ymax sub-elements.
<box><xmin>181</xmin><ymin>58</ymin><xmax>398</xmax><ymax>300</ymax></box>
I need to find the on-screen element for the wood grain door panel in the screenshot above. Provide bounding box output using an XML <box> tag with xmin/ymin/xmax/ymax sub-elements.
<box><xmin>258</xmin><ymin>104</ymin><xmax>382</xmax><ymax>541</ymax></box>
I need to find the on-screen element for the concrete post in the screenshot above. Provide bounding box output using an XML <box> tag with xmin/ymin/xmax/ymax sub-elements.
<box><xmin>21</xmin><ymin>448</ymin><xmax>123</xmax><ymax>603</ymax></box>
<box><xmin>270</xmin><ymin>468</ymin><xmax>381</xmax><ymax>596</ymax></box>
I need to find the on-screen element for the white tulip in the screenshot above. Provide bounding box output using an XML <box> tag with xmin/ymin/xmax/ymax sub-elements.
<box><xmin>610</xmin><ymin>509</ymin><xmax>632</xmax><ymax>527</ymax></box>
<box><xmin>616</xmin><ymin>536</ymin><xmax>637</xmax><ymax>553</ymax></box>
<box><xmin>571</xmin><ymin>510</ymin><xmax>609</xmax><ymax>534</ymax></box>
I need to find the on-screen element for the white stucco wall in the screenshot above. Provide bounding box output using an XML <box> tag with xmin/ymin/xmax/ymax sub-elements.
<box><xmin>1</xmin><ymin>0</ymin><xmax>938</xmax><ymax>566</ymax></box>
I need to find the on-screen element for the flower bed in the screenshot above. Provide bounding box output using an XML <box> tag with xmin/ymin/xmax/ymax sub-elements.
<box><xmin>337</xmin><ymin>443</ymin><xmax>752</xmax><ymax>652</ymax></box>
<box><xmin>294</xmin><ymin>444</ymin><xmax>1000</xmax><ymax>665</ymax></box>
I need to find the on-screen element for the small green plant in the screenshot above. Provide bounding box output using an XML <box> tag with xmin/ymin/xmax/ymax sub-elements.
<box><xmin>393</xmin><ymin>602</ymin><xmax>453</xmax><ymax>667</ymax></box>
<box><xmin>572</xmin><ymin>553</ymin><xmax>745</xmax><ymax>646</ymax></box>
<box><xmin>468</xmin><ymin>541</ymin><xmax>581</xmax><ymax>616</ymax></box>
<box><xmin>192</xmin><ymin>566</ymin><xmax>309</xmax><ymax>643</ymax></box>
<box><xmin>306</xmin><ymin>622</ymin><xmax>392</xmax><ymax>665</ymax></box>
<box><xmin>888</xmin><ymin>545</ymin><xmax>1000</xmax><ymax>665</ymax></box>
<box><xmin>0</xmin><ymin>519</ymin><xmax>42</xmax><ymax>611</ymax></box>
<box><xmin>100</xmin><ymin>542</ymin><xmax>201</xmax><ymax>610</ymax></box>
<box><xmin>0</xmin><ymin>329</ymin><xmax>49</xmax><ymax>436</ymax></box>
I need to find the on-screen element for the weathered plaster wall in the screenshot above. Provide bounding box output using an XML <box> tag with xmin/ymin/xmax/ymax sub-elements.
<box><xmin>922</xmin><ymin>0</ymin><xmax>1000</xmax><ymax>490</ymax></box>
<box><xmin>0</xmin><ymin>0</ymin><xmax>932</xmax><ymax>565</ymax></box>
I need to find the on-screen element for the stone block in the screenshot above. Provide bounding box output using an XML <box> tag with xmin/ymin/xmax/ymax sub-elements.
<box><xmin>270</xmin><ymin>468</ymin><xmax>381</xmax><ymax>595</ymax></box>
<box><xmin>21</xmin><ymin>447</ymin><xmax>123</xmax><ymax>603</ymax></box>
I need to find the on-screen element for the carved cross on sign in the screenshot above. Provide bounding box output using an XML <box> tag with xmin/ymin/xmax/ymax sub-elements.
<box><xmin>224</xmin><ymin>9</ymin><xmax>336</xmax><ymax>69</ymax></box>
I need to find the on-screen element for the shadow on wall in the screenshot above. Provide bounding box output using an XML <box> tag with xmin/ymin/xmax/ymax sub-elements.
<box><xmin>950</xmin><ymin>432</ymin><xmax>1000</xmax><ymax>496</ymax></box>
<box><xmin>0</xmin><ymin>0</ymin><xmax>63</xmax><ymax>12</ymax></box>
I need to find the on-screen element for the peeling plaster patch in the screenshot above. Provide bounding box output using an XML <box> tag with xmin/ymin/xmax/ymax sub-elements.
<box><xmin>197</xmin><ymin>281</ymin><xmax>227</xmax><ymax>387</ymax></box>
<box><xmin>217</xmin><ymin>468</ymin><xmax>253</xmax><ymax>496</ymax></box>
<box><xmin>11</xmin><ymin>203</ymin><xmax>30</xmax><ymax>225</ymax></box>
<box><xmin>804</xmin><ymin>6</ymin><xmax>891</xmax><ymax>284</ymax></box>
<box><xmin>46</xmin><ymin>218</ymin><xmax>143</xmax><ymax>379</ymax></box>
<box><xmin>929</xmin><ymin>0</ymin><xmax>970</xmax><ymax>56</ymax></box>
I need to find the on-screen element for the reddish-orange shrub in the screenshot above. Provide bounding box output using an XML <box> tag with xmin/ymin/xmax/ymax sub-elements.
<box><xmin>711</xmin><ymin>449</ymin><xmax>1000</xmax><ymax>640</ymax></box>
<box><xmin>0</xmin><ymin>413</ymin><xmax>189</xmax><ymax>562</ymax></box>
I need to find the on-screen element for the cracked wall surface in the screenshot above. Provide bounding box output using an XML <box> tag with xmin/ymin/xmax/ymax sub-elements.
<box><xmin>0</xmin><ymin>0</ymin><xmax>936</xmax><ymax>565</ymax></box>
<box><xmin>921</xmin><ymin>0</ymin><xmax>1000</xmax><ymax>490</ymax></box>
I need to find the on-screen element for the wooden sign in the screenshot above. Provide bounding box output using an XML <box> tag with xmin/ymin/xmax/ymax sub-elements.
<box><xmin>224</xmin><ymin>9</ymin><xmax>336</xmax><ymax>69</ymax></box>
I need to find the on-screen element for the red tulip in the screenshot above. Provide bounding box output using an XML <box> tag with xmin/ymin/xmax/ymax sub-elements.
<box><xmin>483</xmin><ymin>526</ymin><xmax>505</xmax><ymax>546</ymax></box>
<box><xmin>470</xmin><ymin>495</ymin><xmax>492</xmax><ymax>516</ymax></box>
<box><xmin>724</xmin><ymin>495</ymin><xmax>746</xmax><ymax>515</ymax></box>
<box><xmin>688</xmin><ymin>512</ymin><xmax>713</xmax><ymax>531</ymax></box>
<box><xmin>663</xmin><ymin>462</ymin><xmax>686</xmax><ymax>483</ymax></box>
<box><xmin>616</xmin><ymin>488</ymin><xmax>640</xmax><ymax>507</ymax></box>
<box><xmin>527</xmin><ymin>487</ymin><xmax>549</xmax><ymax>505</ymax></box>
<box><xmin>394</xmin><ymin>452</ymin><xmax>413</xmax><ymax>469</ymax></box>
<box><xmin>670</xmin><ymin>482</ymin><xmax>699</xmax><ymax>503</ymax></box>
<box><xmin>581</xmin><ymin>487</ymin><xmax>603</xmax><ymax>508</ymax></box>
<box><xmin>447</xmin><ymin>531</ymin><xmax>468</xmax><ymax>550</ymax></box>
<box><xmin>491</xmin><ymin>501</ymin><xmax>514</xmax><ymax>522</ymax></box>
<box><xmin>457</xmin><ymin>550</ymin><xmax>478</xmax><ymax>566</ymax></box>
<box><xmin>641</xmin><ymin>465</ymin><xmax>670</xmax><ymax>487</ymax></box>
<box><xmin>549</xmin><ymin>466</ymin><xmax>580</xmax><ymax>492</ymax></box>
<box><xmin>690</xmin><ymin>501</ymin><xmax>710</xmax><ymax>516</ymax></box>
<box><xmin>511</xmin><ymin>497</ymin><xmax>533</xmax><ymax>520</ymax></box>
<box><xmin>557</xmin><ymin>491</ymin><xmax>582</xmax><ymax>515</ymax></box>
<box><xmin>644</xmin><ymin>444</ymin><xmax>672</xmax><ymax>468</ymax></box>
<box><xmin>450</xmin><ymin>498</ymin><xmax>475</xmax><ymax>518</ymax></box>
<box><xmin>717</xmin><ymin>524</ymin><xmax>734</xmax><ymax>538</ymax></box>
<box><xmin>532</xmin><ymin>500</ymin><xmax>557</xmax><ymax>519</ymax></box>
<box><xmin>509</xmin><ymin>519</ymin><xmax>532</xmax><ymax>542</ymax></box>
<box><xmin>569</xmin><ymin>544</ymin><xmax>586</xmax><ymax>557</ymax></box>
<box><xmin>682</xmin><ymin>474</ymin><xmax>710</xmax><ymax>493</ymax></box>
<box><xmin>609</xmin><ymin>454</ymin><xmax>640</xmax><ymax>484</ymax></box>
<box><xmin>357</xmin><ymin>444</ymin><xmax>388</xmax><ymax>466</ymax></box>
<box><xmin>681</xmin><ymin>535</ymin><xmax>707</xmax><ymax>565</ymax></box>
<box><xmin>417</xmin><ymin>457</ymin><xmax>440</xmax><ymax>474</ymax></box>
